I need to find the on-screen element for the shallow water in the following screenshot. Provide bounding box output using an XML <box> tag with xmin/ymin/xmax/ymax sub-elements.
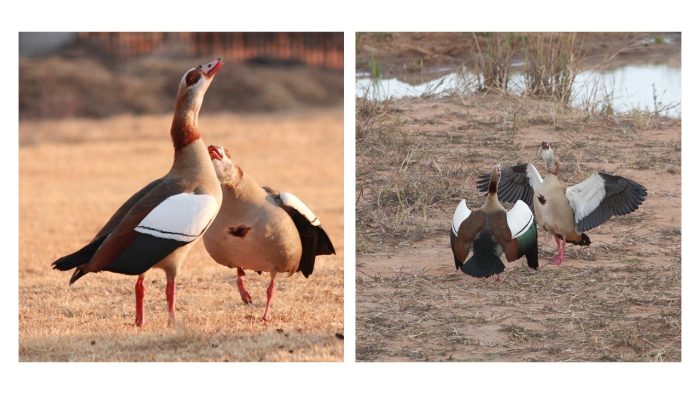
<box><xmin>356</xmin><ymin>63</ymin><xmax>681</xmax><ymax>117</ymax></box>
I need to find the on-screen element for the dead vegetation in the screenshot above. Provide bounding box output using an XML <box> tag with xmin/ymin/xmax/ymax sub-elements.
<box><xmin>356</xmin><ymin>32</ymin><xmax>681</xmax><ymax>76</ymax></box>
<box><xmin>357</xmin><ymin>261</ymin><xmax>680</xmax><ymax>361</ymax></box>
<box><xmin>19</xmin><ymin>110</ymin><xmax>344</xmax><ymax>361</ymax></box>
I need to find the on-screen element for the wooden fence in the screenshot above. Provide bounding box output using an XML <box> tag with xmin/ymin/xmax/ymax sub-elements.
<box><xmin>77</xmin><ymin>32</ymin><xmax>344</xmax><ymax>70</ymax></box>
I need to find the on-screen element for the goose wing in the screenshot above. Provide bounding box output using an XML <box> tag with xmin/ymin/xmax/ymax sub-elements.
<box><xmin>476</xmin><ymin>163</ymin><xmax>542</xmax><ymax>208</ymax></box>
<box><xmin>274</xmin><ymin>191</ymin><xmax>335</xmax><ymax>278</ymax></box>
<box><xmin>505</xmin><ymin>200</ymin><xmax>538</xmax><ymax>269</ymax></box>
<box><xmin>566</xmin><ymin>172</ymin><xmax>647</xmax><ymax>233</ymax></box>
<box><xmin>450</xmin><ymin>200</ymin><xmax>482</xmax><ymax>270</ymax></box>
<box><xmin>71</xmin><ymin>179</ymin><xmax>220</xmax><ymax>284</ymax></box>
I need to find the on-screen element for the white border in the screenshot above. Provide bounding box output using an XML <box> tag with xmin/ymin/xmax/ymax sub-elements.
<box><xmin>4</xmin><ymin>1</ymin><xmax>699</xmax><ymax>393</ymax></box>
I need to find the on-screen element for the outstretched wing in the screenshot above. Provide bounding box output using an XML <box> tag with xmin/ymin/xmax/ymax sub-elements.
<box><xmin>476</xmin><ymin>163</ymin><xmax>542</xmax><ymax>208</ymax></box>
<box><xmin>505</xmin><ymin>200</ymin><xmax>538</xmax><ymax>269</ymax></box>
<box><xmin>450</xmin><ymin>200</ymin><xmax>480</xmax><ymax>270</ymax></box>
<box><xmin>451</xmin><ymin>199</ymin><xmax>471</xmax><ymax>237</ymax></box>
<box><xmin>566</xmin><ymin>172</ymin><xmax>647</xmax><ymax>233</ymax></box>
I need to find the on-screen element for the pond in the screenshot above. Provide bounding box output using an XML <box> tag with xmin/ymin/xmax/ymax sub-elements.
<box><xmin>356</xmin><ymin>63</ymin><xmax>681</xmax><ymax>117</ymax></box>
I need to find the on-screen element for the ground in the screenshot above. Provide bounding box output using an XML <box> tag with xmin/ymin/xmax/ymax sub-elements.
<box><xmin>19</xmin><ymin>108</ymin><xmax>344</xmax><ymax>361</ymax></box>
<box><xmin>355</xmin><ymin>95</ymin><xmax>680</xmax><ymax>361</ymax></box>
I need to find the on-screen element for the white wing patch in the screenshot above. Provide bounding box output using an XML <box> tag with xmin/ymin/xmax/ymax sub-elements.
<box><xmin>279</xmin><ymin>192</ymin><xmax>320</xmax><ymax>226</ymax></box>
<box><xmin>506</xmin><ymin>200</ymin><xmax>534</xmax><ymax>238</ymax></box>
<box><xmin>451</xmin><ymin>199</ymin><xmax>472</xmax><ymax>236</ymax></box>
<box><xmin>135</xmin><ymin>193</ymin><xmax>220</xmax><ymax>242</ymax></box>
<box><xmin>526</xmin><ymin>163</ymin><xmax>543</xmax><ymax>191</ymax></box>
<box><xmin>566</xmin><ymin>173</ymin><xmax>606</xmax><ymax>224</ymax></box>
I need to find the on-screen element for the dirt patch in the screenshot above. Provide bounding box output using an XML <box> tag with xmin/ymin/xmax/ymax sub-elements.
<box><xmin>356</xmin><ymin>32</ymin><xmax>681</xmax><ymax>75</ymax></box>
<box><xmin>19</xmin><ymin>109</ymin><xmax>344</xmax><ymax>361</ymax></box>
<box><xmin>355</xmin><ymin>94</ymin><xmax>680</xmax><ymax>361</ymax></box>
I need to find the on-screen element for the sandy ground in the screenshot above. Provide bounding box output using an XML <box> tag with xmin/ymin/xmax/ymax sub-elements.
<box><xmin>19</xmin><ymin>108</ymin><xmax>343</xmax><ymax>361</ymax></box>
<box><xmin>355</xmin><ymin>95</ymin><xmax>680</xmax><ymax>361</ymax></box>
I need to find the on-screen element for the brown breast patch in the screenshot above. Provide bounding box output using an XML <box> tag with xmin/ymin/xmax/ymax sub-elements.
<box><xmin>228</xmin><ymin>225</ymin><xmax>252</xmax><ymax>238</ymax></box>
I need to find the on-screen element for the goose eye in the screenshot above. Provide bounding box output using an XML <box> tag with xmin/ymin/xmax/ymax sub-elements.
<box><xmin>185</xmin><ymin>70</ymin><xmax>201</xmax><ymax>86</ymax></box>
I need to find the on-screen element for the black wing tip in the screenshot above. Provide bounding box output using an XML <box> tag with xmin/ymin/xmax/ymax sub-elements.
<box><xmin>297</xmin><ymin>226</ymin><xmax>335</xmax><ymax>279</ymax></box>
<box><xmin>567</xmin><ymin>233</ymin><xmax>591</xmax><ymax>246</ymax></box>
<box><xmin>300</xmin><ymin>267</ymin><xmax>313</xmax><ymax>278</ymax></box>
<box><xmin>52</xmin><ymin>256</ymin><xmax>81</xmax><ymax>271</ymax></box>
<box><xmin>51</xmin><ymin>237</ymin><xmax>106</xmax><ymax>271</ymax></box>
<box><xmin>450</xmin><ymin>230</ymin><xmax>462</xmax><ymax>270</ymax></box>
<box><xmin>68</xmin><ymin>268</ymin><xmax>86</xmax><ymax>285</ymax></box>
<box><xmin>524</xmin><ymin>242</ymin><xmax>539</xmax><ymax>270</ymax></box>
<box><xmin>316</xmin><ymin>225</ymin><xmax>336</xmax><ymax>256</ymax></box>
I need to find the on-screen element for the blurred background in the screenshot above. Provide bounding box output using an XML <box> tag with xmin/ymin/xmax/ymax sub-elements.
<box><xmin>19</xmin><ymin>32</ymin><xmax>344</xmax><ymax>119</ymax></box>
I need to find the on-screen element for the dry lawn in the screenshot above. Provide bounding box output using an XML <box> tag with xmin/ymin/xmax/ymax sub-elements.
<box><xmin>355</xmin><ymin>95</ymin><xmax>680</xmax><ymax>361</ymax></box>
<box><xmin>19</xmin><ymin>108</ymin><xmax>344</xmax><ymax>361</ymax></box>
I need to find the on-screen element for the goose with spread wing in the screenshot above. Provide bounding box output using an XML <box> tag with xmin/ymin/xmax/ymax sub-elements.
<box><xmin>477</xmin><ymin>142</ymin><xmax>647</xmax><ymax>265</ymax></box>
<box><xmin>451</xmin><ymin>165</ymin><xmax>539</xmax><ymax>279</ymax></box>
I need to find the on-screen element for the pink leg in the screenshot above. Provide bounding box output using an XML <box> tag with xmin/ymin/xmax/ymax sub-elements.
<box><xmin>135</xmin><ymin>276</ymin><xmax>145</xmax><ymax>327</ymax></box>
<box><xmin>558</xmin><ymin>239</ymin><xmax>567</xmax><ymax>265</ymax></box>
<box><xmin>166</xmin><ymin>279</ymin><xmax>176</xmax><ymax>327</ymax></box>
<box><xmin>236</xmin><ymin>268</ymin><xmax>253</xmax><ymax>304</ymax></box>
<box><xmin>262</xmin><ymin>274</ymin><xmax>277</xmax><ymax>322</ymax></box>
<box><xmin>548</xmin><ymin>234</ymin><xmax>564</xmax><ymax>265</ymax></box>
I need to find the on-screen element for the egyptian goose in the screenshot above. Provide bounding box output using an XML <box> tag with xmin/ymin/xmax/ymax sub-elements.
<box><xmin>477</xmin><ymin>141</ymin><xmax>647</xmax><ymax>265</ymax></box>
<box><xmin>451</xmin><ymin>165</ymin><xmax>539</xmax><ymax>279</ymax></box>
<box><xmin>203</xmin><ymin>145</ymin><xmax>335</xmax><ymax>321</ymax></box>
<box><xmin>51</xmin><ymin>58</ymin><xmax>225</xmax><ymax>327</ymax></box>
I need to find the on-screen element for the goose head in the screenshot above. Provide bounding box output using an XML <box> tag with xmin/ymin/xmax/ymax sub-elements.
<box><xmin>540</xmin><ymin>141</ymin><xmax>560</xmax><ymax>175</ymax></box>
<box><xmin>488</xmin><ymin>163</ymin><xmax>501</xmax><ymax>194</ymax></box>
<box><xmin>170</xmin><ymin>58</ymin><xmax>224</xmax><ymax>150</ymax></box>
<box><xmin>175</xmin><ymin>57</ymin><xmax>224</xmax><ymax>114</ymax></box>
<box><xmin>208</xmin><ymin>145</ymin><xmax>241</xmax><ymax>185</ymax></box>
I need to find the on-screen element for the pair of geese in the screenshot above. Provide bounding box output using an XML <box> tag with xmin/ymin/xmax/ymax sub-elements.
<box><xmin>451</xmin><ymin>142</ymin><xmax>647</xmax><ymax>279</ymax></box>
<box><xmin>52</xmin><ymin>58</ymin><xmax>335</xmax><ymax>326</ymax></box>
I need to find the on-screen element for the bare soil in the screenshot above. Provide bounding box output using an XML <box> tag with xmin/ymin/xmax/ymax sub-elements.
<box><xmin>356</xmin><ymin>32</ymin><xmax>681</xmax><ymax>75</ymax></box>
<box><xmin>355</xmin><ymin>95</ymin><xmax>680</xmax><ymax>361</ymax></box>
<box><xmin>19</xmin><ymin>109</ymin><xmax>344</xmax><ymax>361</ymax></box>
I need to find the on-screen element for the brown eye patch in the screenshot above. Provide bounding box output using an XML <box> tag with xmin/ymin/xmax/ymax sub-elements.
<box><xmin>185</xmin><ymin>70</ymin><xmax>202</xmax><ymax>86</ymax></box>
<box><xmin>224</xmin><ymin>147</ymin><xmax>232</xmax><ymax>158</ymax></box>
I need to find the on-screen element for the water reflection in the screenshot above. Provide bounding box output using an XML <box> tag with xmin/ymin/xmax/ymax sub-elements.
<box><xmin>356</xmin><ymin>63</ymin><xmax>681</xmax><ymax>117</ymax></box>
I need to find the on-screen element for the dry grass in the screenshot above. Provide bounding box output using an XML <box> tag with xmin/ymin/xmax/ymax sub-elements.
<box><xmin>357</xmin><ymin>262</ymin><xmax>680</xmax><ymax>362</ymax></box>
<box><xmin>522</xmin><ymin>32</ymin><xmax>582</xmax><ymax>105</ymax></box>
<box><xmin>356</xmin><ymin>32</ymin><xmax>680</xmax><ymax>75</ymax></box>
<box><xmin>356</xmin><ymin>98</ymin><xmax>469</xmax><ymax>253</ymax></box>
<box><xmin>355</xmin><ymin>94</ymin><xmax>681</xmax><ymax>361</ymax></box>
<box><xmin>19</xmin><ymin>109</ymin><xmax>344</xmax><ymax>361</ymax></box>
<box><xmin>470</xmin><ymin>33</ymin><xmax>520</xmax><ymax>93</ymax></box>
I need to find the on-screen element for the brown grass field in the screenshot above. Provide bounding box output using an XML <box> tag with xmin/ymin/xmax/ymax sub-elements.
<box><xmin>355</xmin><ymin>95</ymin><xmax>681</xmax><ymax>361</ymax></box>
<box><xmin>19</xmin><ymin>108</ymin><xmax>343</xmax><ymax>361</ymax></box>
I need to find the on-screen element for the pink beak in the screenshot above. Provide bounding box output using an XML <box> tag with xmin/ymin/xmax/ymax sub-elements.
<box><xmin>202</xmin><ymin>58</ymin><xmax>224</xmax><ymax>78</ymax></box>
<box><xmin>208</xmin><ymin>145</ymin><xmax>223</xmax><ymax>161</ymax></box>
